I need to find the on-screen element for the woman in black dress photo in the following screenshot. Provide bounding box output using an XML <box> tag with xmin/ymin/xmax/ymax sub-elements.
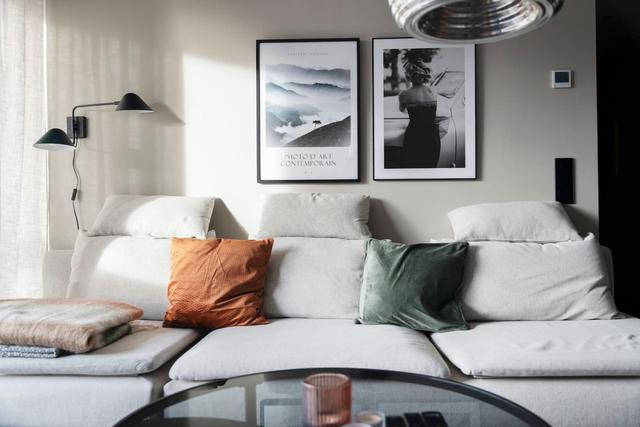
<box><xmin>397</xmin><ymin>50</ymin><xmax>440</xmax><ymax>168</ymax></box>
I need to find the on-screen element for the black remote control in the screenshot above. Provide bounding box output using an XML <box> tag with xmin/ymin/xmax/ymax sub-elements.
<box><xmin>405</xmin><ymin>412</ymin><xmax>426</xmax><ymax>426</ymax></box>
<box><xmin>386</xmin><ymin>415</ymin><xmax>408</xmax><ymax>427</ymax></box>
<box><xmin>421</xmin><ymin>411</ymin><xmax>448</xmax><ymax>427</ymax></box>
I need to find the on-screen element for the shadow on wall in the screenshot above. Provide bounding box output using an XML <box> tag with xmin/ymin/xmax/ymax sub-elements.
<box><xmin>47</xmin><ymin>0</ymin><xmax>189</xmax><ymax>245</ymax></box>
<box><xmin>212</xmin><ymin>199</ymin><xmax>248</xmax><ymax>239</ymax></box>
<box><xmin>49</xmin><ymin>0</ymin><xmax>295</xmax><ymax>246</ymax></box>
<box><xmin>368</xmin><ymin>198</ymin><xmax>404</xmax><ymax>242</ymax></box>
<box><xmin>147</xmin><ymin>102</ymin><xmax>185</xmax><ymax>127</ymax></box>
<box><xmin>564</xmin><ymin>205</ymin><xmax>598</xmax><ymax>238</ymax></box>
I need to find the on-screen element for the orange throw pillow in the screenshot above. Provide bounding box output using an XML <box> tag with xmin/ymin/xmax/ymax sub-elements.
<box><xmin>163</xmin><ymin>237</ymin><xmax>273</xmax><ymax>329</ymax></box>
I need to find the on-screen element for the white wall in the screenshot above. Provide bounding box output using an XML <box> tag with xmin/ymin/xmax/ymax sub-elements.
<box><xmin>46</xmin><ymin>0</ymin><xmax>598</xmax><ymax>249</ymax></box>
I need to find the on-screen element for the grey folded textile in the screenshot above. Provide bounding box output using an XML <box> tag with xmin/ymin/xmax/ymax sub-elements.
<box><xmin>0</xmin><ymin>323</ymin><xmax>132</xmax><ymax>358</ymax></box>
<box><xmin>0</xmin><ymin>345</ymin><xmax>66</xmax><ymax>359</ymax></box>
<box><xmin>0</xmin><ymin>298</ymin><xmax>143</xmax><ymax>353</ymax></box>
<box><xmin>96</xmin><ymin>323</ymin><xmax>132</xmax><ymax>349</ymax></box>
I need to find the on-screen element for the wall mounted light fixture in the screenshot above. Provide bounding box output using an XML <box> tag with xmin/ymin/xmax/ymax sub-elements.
<box><xmin>34</xmin><ymin>92</ymin><xmax>153</xmax><ymax>229</ymax></box>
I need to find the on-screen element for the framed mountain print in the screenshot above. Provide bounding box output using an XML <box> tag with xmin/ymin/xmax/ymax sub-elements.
<box><xmin>257</xmin><ymin>38</ymin><xmax>360</xmax><ymax>183</ymax></box>
<box><xmin>372</xmin><ymin>38</ymin><xmax>476</xmax><ymax>180</ymax></box>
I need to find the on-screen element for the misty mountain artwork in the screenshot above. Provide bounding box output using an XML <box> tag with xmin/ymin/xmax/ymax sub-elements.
<box><xmin>265</xmin><ymin>64</ymin><xmax>351</xmax><ymax>148</ymax></box>
<box><xmin>258</xmin><ymin>39</ymin><xmax>359</xmax><ymax>183</ymax></box>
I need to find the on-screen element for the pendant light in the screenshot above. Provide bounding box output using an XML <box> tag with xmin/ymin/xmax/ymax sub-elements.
<box><xmin>389</xmin><ymin>0</ymin><xmax>564</xmax><ymax>44</ymax></box>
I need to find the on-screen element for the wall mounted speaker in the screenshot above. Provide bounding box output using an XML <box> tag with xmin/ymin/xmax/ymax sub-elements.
<box><xmin>555</xmin><ymin>158</ymin><xmax>575</xmax><ymax>204</ymax></box>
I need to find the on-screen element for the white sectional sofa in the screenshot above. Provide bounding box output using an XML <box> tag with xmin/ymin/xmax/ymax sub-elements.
<box><xmin>0</xmin><ymin>195</ymin><xmax>218</xmax><ymax>427</ymax></box>
<box><xmin>2</xmin><ymin>193</ymin><xmax>639</xmax><ymax>427</ymax></box>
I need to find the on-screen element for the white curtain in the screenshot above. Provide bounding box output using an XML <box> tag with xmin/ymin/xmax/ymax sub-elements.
<box><xmin>0</xmin><ymin>0</ymin><xmax>47</xmax><ymax>298</ymax></box>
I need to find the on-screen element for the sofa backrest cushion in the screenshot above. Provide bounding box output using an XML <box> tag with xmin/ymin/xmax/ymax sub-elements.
<box><xmin>255</xmin><ymin>193</ymin><xmax>371</xmax><ymax>239</ymax></box>
<box><xmin>263</xmin><ymin>237</ymin><xmax>366</xmax><ymax>319</ymax></box>
<box><xmin>448</xmin><ymin>201</ymin><xmax>581</xmax><ymax>242</ymax></box>
<box><xmin>88</xmin><ymin>195</ymin><xmax>215</xmax><ymax>239</ymax></box>
<box><xmin>460</xmin><ymin>234</ymin><xmax>619</xmax><ymax>321</ymax></box>
<box><xmin>67</xmin><ymin>233</ymin><xmax>171</xmax><ymax>320</ymax></box>
<box><xmin>42</xmin><ymin>250</ymin><xmax>73</xmax><ymax>298</ymax></box>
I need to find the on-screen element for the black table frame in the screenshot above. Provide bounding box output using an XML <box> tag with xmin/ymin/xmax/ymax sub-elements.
<box><xmin>115</xmin><ymin>368</ymin><xmax>551</xmax><ymax>427</ymax></box>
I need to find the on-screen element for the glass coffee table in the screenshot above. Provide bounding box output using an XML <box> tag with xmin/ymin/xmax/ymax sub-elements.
<box><xmin>115</xmin><ymin>368</ymin><xmax>549</xmax><ymax>427</ymax></box>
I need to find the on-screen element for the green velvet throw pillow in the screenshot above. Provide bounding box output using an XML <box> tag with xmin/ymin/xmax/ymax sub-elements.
<box><xmin>358</xmin><ymin>239</ymin><xmax>469</xmax><ymax>332</ymax></box>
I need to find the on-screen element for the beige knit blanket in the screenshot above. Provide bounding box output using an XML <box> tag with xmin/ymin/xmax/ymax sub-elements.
<box><xmin>0</xmin><ymin>299</ymin><xmax>143</xmax><ymax>354</ymax></box>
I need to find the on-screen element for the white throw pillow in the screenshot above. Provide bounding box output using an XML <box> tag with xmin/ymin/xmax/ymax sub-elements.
<box><xmin>263</xmin><ymin>237</ymin><xmax>366</xmax><ymax>319</ymax></box>
<box><xmin>88</xmin><ymin>195</ymin><xmax>215</xmax><ymax>239</ymax></box>
<box><xmin>255</xmin><ymin>193</ymin><xmax>371</xmax><ymax>239</ymax></box>
<box><xmin>459</xmin><ymin>234</ymin><xmax>618</xmax><ymax>321</ymax></box>
<box><xmin>448</xmin><ymin>201</ymin><xmax>581</xmax><ymax>242</ymax></box>
<box><xmin>67</xmin><ymin>233</ymin><xmax>171</xmax><ymax>320</ymax></box>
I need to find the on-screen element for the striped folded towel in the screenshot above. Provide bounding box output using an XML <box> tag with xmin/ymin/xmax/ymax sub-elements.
<box><xmin>0</xmin><ymin>345</ymin><xmax>67</xmax><ymax>359</ymax></box>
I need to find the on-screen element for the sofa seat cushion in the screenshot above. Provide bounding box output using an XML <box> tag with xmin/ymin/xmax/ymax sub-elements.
<box><xmin>169</xmin><ymin>318</ymin><xmax>450</xmax><ymax>381</ymax></box>
<box><xmin>431</xmin><ymin>319</ymin><xmax>640</xmax><ymax>377</ymax></box>
<box><xmin>0</xmin><ymin>321</ymin><xmax>200</xmax><ymax>376</ymax></box>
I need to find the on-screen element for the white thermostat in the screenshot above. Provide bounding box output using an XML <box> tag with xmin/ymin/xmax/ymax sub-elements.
<box><xmin>551</xmin><ymin>70</ymin><xmax>573</xmax><ymax>89</ymax></box>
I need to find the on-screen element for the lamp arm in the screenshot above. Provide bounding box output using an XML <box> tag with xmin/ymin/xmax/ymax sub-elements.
<box><xmin>70</xmin><ymin>101</ymin><xmax>119</xmax><ymax>144</ymax></box>
<box><xmin>68</xmin><ymin>101</ymin><xmax>116</xmax><ymax>231</ymax></box>
<box><xmin>71</xmin><ymin>101</ymin><xmax>119</xmax><ymax>115</ymax></box>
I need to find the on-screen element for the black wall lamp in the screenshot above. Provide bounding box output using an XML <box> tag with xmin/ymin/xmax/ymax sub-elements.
<box><xmin>34</xmin><ymin>92</ymin><xmax>153</xmax><ymax>229</ymax></box>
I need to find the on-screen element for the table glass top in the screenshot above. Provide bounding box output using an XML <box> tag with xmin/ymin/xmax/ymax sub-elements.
<box><xmin>116</xmin><ymin>369</ymin><xmax>549</xmax><ymax>427</ymax></box>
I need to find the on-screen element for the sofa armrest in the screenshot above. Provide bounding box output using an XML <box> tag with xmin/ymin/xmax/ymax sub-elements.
<box><xmin>43</xmin><ymin>250</ymin><xmax>73</xmax><ymax>297</ymax></box>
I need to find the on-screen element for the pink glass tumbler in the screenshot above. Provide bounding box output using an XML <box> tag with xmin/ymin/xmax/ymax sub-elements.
<box><xmin>303</xmin><ymin>373</ymin><xmax>352</xmax><ymax>427</ymax></box>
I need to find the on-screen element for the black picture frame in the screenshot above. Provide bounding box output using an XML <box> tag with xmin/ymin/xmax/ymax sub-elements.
<box><xmin>372</xmin><ymin>37</ymin><xmax>477</xmax><ymax>181</ymax></box>
<box><xmin>257</xmin><ymin>38</ymin><xmax>360</xmax><ymax>183</ymax></box>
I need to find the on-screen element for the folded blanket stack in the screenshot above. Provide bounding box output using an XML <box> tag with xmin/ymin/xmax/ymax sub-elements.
<box><xmin>0</xmin><ymin>298</ymin><xmax>143</xmax><ymax>358</ymax></box>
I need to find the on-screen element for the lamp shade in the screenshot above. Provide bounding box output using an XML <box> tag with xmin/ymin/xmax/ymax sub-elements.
<box><xmin>389</xmin><ymin>0</ymin><xmax>564</xmax><ymax>44</ymax></box>
<box><xmin>115</xmin><ymin>92</ymin><xmax>153</xmax><ymax>112</ymax></box>
<box><xmin>33</xmin><ymin>128</ymin><xmax>75</xmax><ymax>150</ymax></box>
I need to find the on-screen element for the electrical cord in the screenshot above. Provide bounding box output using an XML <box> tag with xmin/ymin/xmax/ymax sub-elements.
<box><xmin>71</xmin><ymin>138</ymin><xmax>80</xmax><ymax>230</ymax></box>
<box><xmin>68</xmin><ymin>100</ymin><xmax>120</xmax><ymax>231</ymax></box>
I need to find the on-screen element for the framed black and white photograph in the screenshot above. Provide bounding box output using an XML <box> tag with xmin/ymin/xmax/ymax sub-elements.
<box><xmin>257</xmin><ymin>38</ymin><xmax>359</xmax><ymax>183</ymax></box>
<box><xmin>372</xmin><ymin>38</ymin><xmax>475</xmax><ymax>180</ymax></box>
